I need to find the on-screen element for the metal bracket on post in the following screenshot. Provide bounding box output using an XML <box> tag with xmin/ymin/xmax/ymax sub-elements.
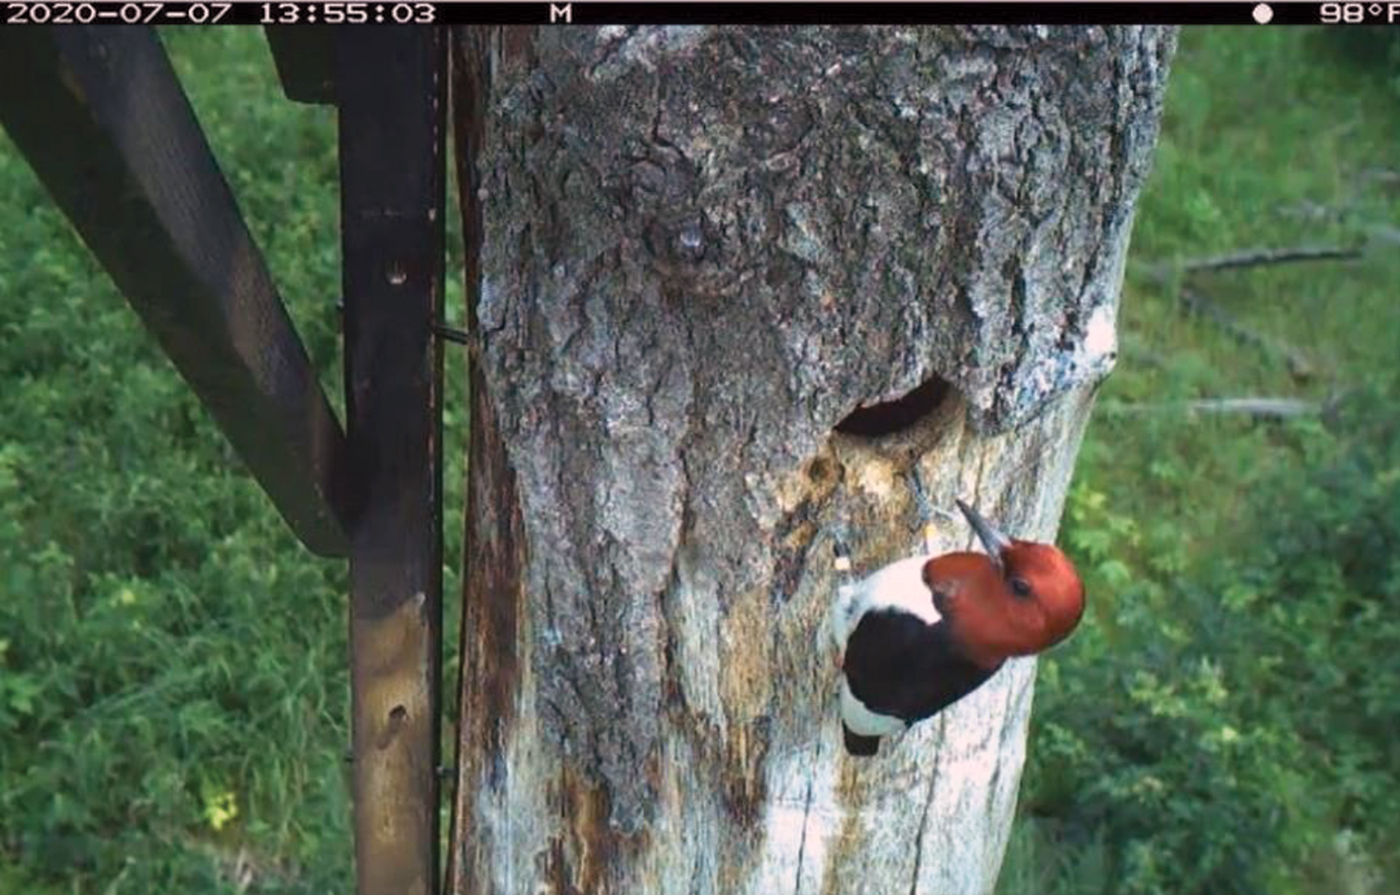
<box><xmin>431</xmin><ymin>322</ymin><xmax>470</xmax><ymax>346</ymax></box>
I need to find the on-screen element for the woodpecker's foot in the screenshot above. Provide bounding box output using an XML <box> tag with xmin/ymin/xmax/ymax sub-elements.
<box><xmin>832</xmin><ymin>649</ymin><xmax>844</xmax><ymax>672</ymax></box>
<box><xmin>908</xmin><ymin>469</ymin><xmax>958</xmax><ymax>553</ymax></box>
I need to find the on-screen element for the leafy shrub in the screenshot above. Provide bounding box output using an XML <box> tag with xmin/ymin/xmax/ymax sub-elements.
<box><xmin>1015</xmin><ymin>385</ymin><xmax>1400</xmax><ymax>895</ymax></box>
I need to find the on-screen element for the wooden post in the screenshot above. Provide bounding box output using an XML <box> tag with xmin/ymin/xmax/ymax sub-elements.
<box><xmin>337</xmin><ymin>29</ymin><xmax>447</xmax><ymax>895</ymax></box>
<box><xmin>265</xmin><ymin>27</ymin><xmax>337</xmax><ymax>105</ymax></box>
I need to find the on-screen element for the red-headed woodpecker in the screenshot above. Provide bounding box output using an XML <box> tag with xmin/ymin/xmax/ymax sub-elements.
<box><xmin>827</xmin><ymin>499</ymin><xmax>1085</xmax><ymax>756</ymax></box>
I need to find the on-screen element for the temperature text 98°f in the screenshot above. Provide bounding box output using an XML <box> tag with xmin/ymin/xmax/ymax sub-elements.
<box><xmin>1320</xmin><ymin>2</ymin><xmax>1400</xmax><ymax>22</ymax></box>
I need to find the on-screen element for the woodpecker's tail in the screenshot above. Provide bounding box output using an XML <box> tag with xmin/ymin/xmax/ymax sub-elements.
<box><xmin>843</xmin><ymin>724</ymin><xmax>880</xmax><ymax>757</ymax></box>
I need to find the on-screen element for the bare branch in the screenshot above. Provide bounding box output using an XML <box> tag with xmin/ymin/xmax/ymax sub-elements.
<box><xmin>1132</xmin><ymin>244</ymin><xmax>1354</xmax><ymax>382</ymax></box>
<box><xmin>1102</xmin><ymin>397</ymin><xmax>1322</xmax><ymax>419</ymax></box>
<box><xmin>1178</xmin><ymin>287</ymin><xmax>1316</xmax><ymax>380</ymax></box>
<box><xmin>1144</xmin><ymin>244</ymin><xmax>1363</xmax><ymax>279</ymax></box>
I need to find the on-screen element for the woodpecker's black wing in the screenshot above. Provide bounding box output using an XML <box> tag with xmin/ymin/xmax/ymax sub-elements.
<box><xmin>843</xmin><ymin>608</ymin><xmax>999</xmax><ymax>726</ymax></box>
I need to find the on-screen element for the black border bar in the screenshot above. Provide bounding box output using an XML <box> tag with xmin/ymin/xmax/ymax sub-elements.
<box><xmin>0</xmin><ymin>2</ymin><xmax>1361</xmax><ymax>28</ymax></box>
<box><xmin>516</xmin><ymin>2</ymin><xmax>1351</xmax><ymax>26</ymax></box>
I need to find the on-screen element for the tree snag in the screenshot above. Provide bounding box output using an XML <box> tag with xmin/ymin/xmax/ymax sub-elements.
<box><xmin>449</xmin><ymin>25</ymin><xmax>1176</xmax><ymax>895</ymax></box>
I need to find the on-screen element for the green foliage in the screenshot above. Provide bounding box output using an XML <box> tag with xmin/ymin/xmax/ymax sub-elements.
<box><xmin>0</xmin><ymin>29</ymin><xmax>361</xmax><ymax>894</ymax></box>
<box><xmin>1018</xmin><ymin>390</ymin><xmax>1400</xmax><ymax>895</ymax></box>
<box><xmin>1001</xmin><ymin>27</ymin><xmax>1400</xmax><ymax>895</ymax></box>
<box><xmin>1328</xmin><ymin>28</ymin><xmax>1400</xmax><ymax>99</ymax></box>
<box><xmin>0</xmin><ymin>28</ymin><xmax>468</xmax><ymax>892</ymax></box>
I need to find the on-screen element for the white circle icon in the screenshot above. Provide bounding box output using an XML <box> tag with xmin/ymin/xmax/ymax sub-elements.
<box><xmin>1252</xmin><ymin>3</ymin><xmax>1274</xmax><ymax>23</ymax></box>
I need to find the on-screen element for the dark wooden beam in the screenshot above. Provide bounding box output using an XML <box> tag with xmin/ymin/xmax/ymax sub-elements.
<box><xmin>264</xmin><ymin>27</ymin><xmax>337</xmax><ymax>105</ymax></box>
<box><xmin>0</xmin><ymin>27</ymin><xmax>349</xmax><ymax>557</ymax></box>
<box><xmin>337</xmin><ymin>28</ymin><xmax>447</xmax><ymax>895</ymax></box>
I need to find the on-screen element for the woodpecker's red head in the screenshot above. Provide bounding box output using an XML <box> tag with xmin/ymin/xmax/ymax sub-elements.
<box><xmin>931</xmin><ymin>500</ymin><xmax>1086</xmax><ymax>667</ymax></box>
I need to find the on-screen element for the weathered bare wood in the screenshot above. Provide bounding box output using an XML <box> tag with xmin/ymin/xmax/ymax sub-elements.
<box><xmin>1102</xmin><ymin>397</ymin><xmax>1323</xmax><ymax>419</ymax></box>
<box><xmin>1365</xmin><ymin>225</ymin><xmax>1400</xmax><ymax>248</ymax></box>
<box><xmin>338</xmin><ymin>28</ymin><xmax>447</xmax><ymax>895</ymax></box>
<box><xmin>1136</xmin><ymin>243</ymin><xmax>1366</xmax><ymax>381</ymax></box>
<box><xmin>1179</xmin><ymin>286</ymin><xmax>1316</xmax><ymax>380</ymax></box>
<box><xmin>449</xmin><ymin>25</ymin><xmax>1176</xmax><ymax>895</ymax></box>
<box><xmin>1153</xmin><ymin>243</ymin><xmax>1362</xmax><ymax>276</ymax></box>
<box><xmin>264</xmin><ymin>26</ymin><xmax>337</xmax><ymax>104</ymax></box>
<box><xmin>445</xmin><ymin>26</ymin><xmax>510</xmax><ymax>895</ymax></box>
<box><xmin>0</xmin><ymin>26</ymin><xmax>348</xmax><ymax>556</ymax></box>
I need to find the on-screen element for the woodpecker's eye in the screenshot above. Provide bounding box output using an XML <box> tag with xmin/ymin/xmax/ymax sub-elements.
<box><xmin>1009</xmin><ymin>577</ymin><xmax>1032</xmax><ymax>599</ymax></box>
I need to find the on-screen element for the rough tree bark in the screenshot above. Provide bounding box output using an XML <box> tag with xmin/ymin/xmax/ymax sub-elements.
<box><xmin>448</xmin><ymin>26</ymin><xmax>1176</xmax><ymax>895</ymax></box>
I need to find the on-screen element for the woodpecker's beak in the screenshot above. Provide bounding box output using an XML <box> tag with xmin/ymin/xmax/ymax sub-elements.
<box><xmin>956</xmin><ymin>499</ymin><xmax>1013</xmax><ymax>568</ymax></box>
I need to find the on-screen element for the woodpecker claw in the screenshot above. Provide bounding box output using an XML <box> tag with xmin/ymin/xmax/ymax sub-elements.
<box><xmin>831</xmin><ymin>523</ymin><xmax>855</xmax><ymax>574</ymax></box>
<box><xmin>908</xmin><ymin>469</ymin><xmax>958</xmax><ymax>554</ymax></box>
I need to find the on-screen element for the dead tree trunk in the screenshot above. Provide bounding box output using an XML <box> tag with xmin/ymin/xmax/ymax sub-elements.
<box><xmin>448</xmin><ymin>26</ymin><xmax>1175</xmax><ymax>895</ymax></box>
